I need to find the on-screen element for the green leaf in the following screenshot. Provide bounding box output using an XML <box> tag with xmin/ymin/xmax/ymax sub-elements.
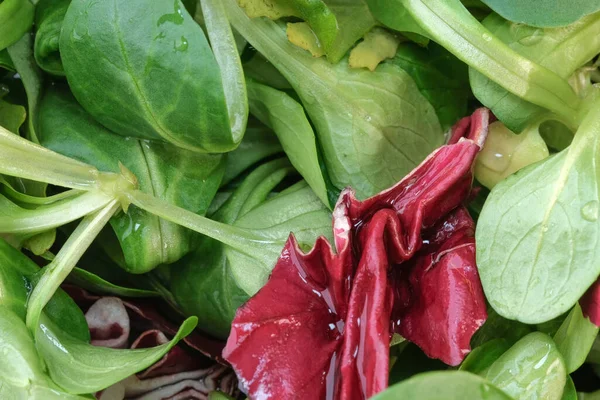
<box><xmin>0</xmin><ymin>0</ymin><xmax>34</xmax><ymax>51</ymax></box>
<box><xmin>561</xmin><ymin>376</ymin><xmax>577</xmax><ymax>400</ymax></box>
<box><xmin>68</xmin><ymin>268</ymin><xmax>159</xmax><ymax>298</ymax></box>
<box><xmin>470</xmin><ymin>307</ymin><xmax>533</xmax><ymax>348</ymax></box>
<box><xmin>481</xmin><ymin>0</ymin><xmax>600</xmax><ymax>28</ymax></box>
<box><xmin>554</xmin><ymin>304</ymin><xmax>599</xmax><ymax>373</ymax></box>
<box><xmin>221</xmin><ymin>119</ymin><xmax>283</xmax><ymax>186</ymax></box>
<box><xmin>170</xmin><ymin>159</ymin><xmax>332</xmax><ymax>337</ymax></box>
<box><xmin>34</xmin><ymin>0</ymin><xmax>70</xmax><ymax>75</ymax></box>
<box><xmin>0</xmin><ymin>49</ymin><xmax>15</xmax><ymax>71</ymax></box>
<box><xmin>477</xmin><ymin>98</ymin><xmax>600</xmax><ymax>323</ymax></box>
<box><xmin>389</xmin><ymin>41</ymin><xmax>470</xmax><ymax>130</ymax></box>
<box><xmin>459</xmin><ymin>339</ymin><xmax>510</xmax><ymax>375</ymax></box>
<box><xmin>60</xmin><ymin>0</ymin><xmax>247</xmax><ymax>152</ymax></box>
<box><xmin>7</xmin><ymin>33</ymin><xmax>44</xmax><ymax>145</ymax></box>
<box><xmin>39</xmin><ymin>85</ymin><xmax>225</xmax><ymax>272</ymax></box>
<box><xmin>0</xmin><ymin>307</ymin><xmax>82</xmax><ymax>399</ymax></box>
<box><xmin>246</xmin><ymin>78</ymin><xmax>329</xmax><ymax>206</ymax></box>
<box><xmin>373</xmin><ymin>371</ymin><xmax>512</xmax><ymax>400</ymax></box>
<box><xmin>469</xmin><ymin>12</ymin><xmax>600</xmax><ymax>132</ymax></box>
<box><xmin>371</xmin><ymin>0</ymin><xmax>582</xmax><ymax>129</ymax></box>
<box><xmin>226</xmin><ymin>0</ymin><xmax>444</xmax><ymax>199</ymax></box>
<box><xmin>35</xmin><ymin>314</ymin><xmax>197</xmax><ymax>394</ymax></box>
<box><xmin>322</xmin><ymin>0</ymin><xmax>377</xmax><ymax>62</ymax></box>
<box><xmin>484</xmin><ymin>332</ymin><xmax>567</xmax><ymax>400</ymax></box>
<box><xmin>0</xmin><ymin>99</ymin><xmax>26</xmax><ymax>134</ymax></box>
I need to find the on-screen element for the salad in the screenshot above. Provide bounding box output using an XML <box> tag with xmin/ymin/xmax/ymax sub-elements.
<box><xmin>0</xmin><ymin>0</ymin><xmax>599</xmax><ymax>399</ymax></box>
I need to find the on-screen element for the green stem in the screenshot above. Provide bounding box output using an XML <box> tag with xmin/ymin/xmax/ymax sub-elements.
<box><xmin>126</xmin><ymin>190</ymin><xmax>273</xmax><ymax>252</ymax></box>
<box><xmin>0</xmin><ymin>190</ymin><xmax>114</xmax><ymax>234</ymax></box>
<box><xmin>0</xmin><ymin>125</ymin><xmax>103</xmax><ymax>190</ymax></box>
<box><xmin>398</xmin><ymin>0</ymin><xmax>581</xmax><ymax>129</ymax></box>
<box><xmin>26</xmin><ymin>200</ymin><xmax>120</xmax><ymax>332</ymax></box>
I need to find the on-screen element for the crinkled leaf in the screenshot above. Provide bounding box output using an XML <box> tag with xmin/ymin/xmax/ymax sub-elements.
<box><xmin>481</xmin><ymin>0</ymin><xmax>600</xmax><ymax>28</ymax></box>
<box><xmin>34</xmin><ymin>0</ymin><xmax>70</xmax><ymax>75</ymax></box>
<box><xmin>246</xmin><ymin>78</ymin><xmax>329</xmax><ymax>206</ymax></box>
<box><xmin>226</xmin><ymin>0</ymin><xmax>444</xmax><ymax>199</ymax></box>
<box><xmin>477</xmin><ymin>99</ymin><xmax>600</xmax><ymax>323</ymax></box>
<box><xmin>39</xmin><ymin>86</ymin><xmax>225</xmax><ymax>272</ymax></box>
<box><xmin>372</xmin><ymin>371</ymin><xmax>512</xmax><ymax>400</ymax></box>
<box><xmin>484</xmin><ymin>332</ymin><xmax>567</xmax><ymax>400</ymax></box>
<box><xmin>61</xmin><ymin>0</ymin><xmax>247</xmax><ymax>152</ymax></box>
<box><xmin>223</xmin><ymin>111</ymin><xmax>489</xmax><ymax>399</ymax></box>
<box><xmin>469</xmin><ymin>12</ymin><xmax>600</xmax><ymax>132</ymax></box>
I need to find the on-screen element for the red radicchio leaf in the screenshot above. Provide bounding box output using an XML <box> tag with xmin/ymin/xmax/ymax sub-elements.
<box><xmin>223</xmin><ymin>109</ymin><xmax>491</xmax><ymax>400</ymax></box>
<box><xmin>581</xmin><ymin>278</ymin><xmax>600</xmax><ymax>326</ymax></box>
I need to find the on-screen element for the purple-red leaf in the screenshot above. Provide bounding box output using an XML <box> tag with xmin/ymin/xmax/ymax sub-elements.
<box><xmin>224</xmin><ymin>109</ymin><xmax>491</xmax><ymax>400</ymax></box>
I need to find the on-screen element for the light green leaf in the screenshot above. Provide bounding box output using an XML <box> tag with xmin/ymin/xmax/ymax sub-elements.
<box><xmin>481</xmin><ymin>0</ymin><xmax>600</xmax><ymax>28</ymax></box>
<box><xmin>36</xmin><ymin>314</ymin><xmax>197</xmax><ymax>394</ymax></box>
<box><xmin>0</xmin><ymin>0</ymin><xmax>34</xmax><ymax>51</ymax></box>
<box><xmin>0</xmin><ymin>99</ymin><xmax>26</xmax><ymax>134</ymax></box>
<box><xmin>61</xmin><ymin>0</ymin><xmax>247</xmax><ymax>152</ymax></box>
<box><xmin>477</xmin><ymin>97</ymin><xmax>600</xmax><ymax>323</ymax></box>
<box><xmin>469</xmin><ymin>12</ymin><xmax>600</xmax><ymax>132</ymax></box>
<box><xmin>485</xmin><ymin>332</ymin><xmax>567</xmax><ymax>400</ymax></box>
<box><xmin>226</xmin><ymin>0</ymin><xmax>444</xmax><ymax>199</ymax></box>
<box><xmin>246</xmin><ymin>78</ymin><xmax>329</xmax><ymax>206</ymax></box>
<box><xmin>373</xmin><ymin>371</ymin><xmax>512</xmax><ymax>400</ymax></box>
<box><xmin>39</xmin><ymin>85</ymin><xmax>225</xmax><ymax>273</ymax></box>
<box><xmin>554</xmin><ymin>304</ymin><xmax>599</xmax><ymax>373</ymax></box>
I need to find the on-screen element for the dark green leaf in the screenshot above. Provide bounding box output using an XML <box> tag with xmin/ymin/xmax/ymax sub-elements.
<box><xmin>0</xmin><ymin>49</ymin><xmax>15</xmax><ymax>70</ymax></box>
<box><xmin>60</xmin><ymin>0</ymin><xmax>247</xmax><ymax>152</ymax></box>
<box><xmin>470</xmin><ymin>307</ymin><xmax>532</xmax><ymax>348</ymax></box>
<box><xmin>389</xmin><ymin>42</ymin><xmax>470</xmax><ymax>129</ymax></box>
<box><xmin>460</xmin><ymin>339</ymin><xmax>510</xmax><ymax>375</ymax></box>
<box><xmin>221</xmin><ymin>119</ymin><xmax>283</xmax><ymax>186</ymax></box>
<box><xmin>373</xmin><ymin>371</ymin><xmax>512</xmax><ymax>400</ymax></box>
<box><xmin>246</xmin><ymin>78</ymin><xmax>329</xmax><ymax>205</ymax></box>
<box><xmin>481</xmin><ymin>0</ymin><xmax>600</xmax><ymax>28</ymax></box>
<box><xmin>170</xmin><ymin>159</ymin><xmax>332</xmax><ymax>337</ymax></box>
<box><xmin>39</xmin><ymin>85</ymin><xmax>225</xmax><ymax>272</ymax></box>
<box><xmin>561</xmin><ymin>376</ymin><xmax>577</xmax><ymax>400</ymax></box>
<box><xmin>34</xmin><ymin>0</ymin><xmax>70</xmax><ymax>75</ymax></box>
<box><xmin>68</xmin><ymin>268</ymin><xmax>159</xmax><ymax>298</ymax></box>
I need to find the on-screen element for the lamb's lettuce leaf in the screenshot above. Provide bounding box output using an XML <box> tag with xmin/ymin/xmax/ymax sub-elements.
<box><xmin>227</xmin><ymin>0</ymin><xmax>444</xmax><ymax>199</ymax></box>
<box><xmin>60</xmin><ymin>0</ymin><xmax>247</xmax><ymax>152</ymax></box>
<box><xmin>38</xmin><ymin>85</ymin><xmax>225</xmax><ymax>273</ymax></box>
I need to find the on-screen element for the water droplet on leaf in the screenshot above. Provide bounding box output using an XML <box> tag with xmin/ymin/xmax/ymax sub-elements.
<box><xmin>581</xmin><ymin>200</ymin><xmax>599</xmax><ymax>222</ymax></box>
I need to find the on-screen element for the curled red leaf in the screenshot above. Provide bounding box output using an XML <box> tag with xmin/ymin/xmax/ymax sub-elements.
<box><xmin>224</xmin><ymin>109</ymin><xmax>491</xmax><ymax>400</ymax></box>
